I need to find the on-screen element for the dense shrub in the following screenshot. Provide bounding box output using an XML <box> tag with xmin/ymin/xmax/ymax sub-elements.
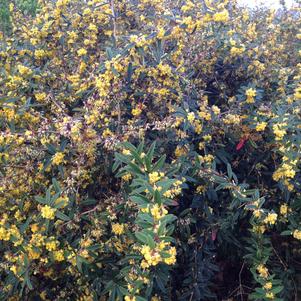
<box><xmin>0</xmin><ymin>0</ymin><xmax>301</xmax><ymax>300</ymax></box>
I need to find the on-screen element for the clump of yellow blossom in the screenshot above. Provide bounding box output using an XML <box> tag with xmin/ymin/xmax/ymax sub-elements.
<box><xmin>293</xmin><ymin>229</ymin><xmax>301</xmax><ymax>240</ymax></box>
<box><xmin>280</xmin><ymin>204</ymin><xmax>288</xmax><ymax>216</ymax></box>
<box><xmin>77</xmin><ymin>48</ymin><xmax>87</xmax><ymax>56</ymax></box>
<box><xmin>112</xmin><ymin>223</ymin><xmax>125</xmax><ymax>235</ymax></box>
<box><xmin>149</xmin><ymin>171</ymin><xmax>164</xmax><ymax>184</ymax></box>
<box><xmin>256</xmin><ymin>122</ymin><xmax>267</xmax><ymax>132</ymax></box>
<box><xmin>52</xmin><ymin>152</ymin><xmax>65</xmax><ymax>165</ymax></box>
<box><xmin>264</xmin><ymin>282</ymin><xmax>273</xmax><ymax>290</ymax></box>
<box><xmin>150</xmin><ymin>204</ymin><xmax>168</xmax><ymax>220</ymax></box>
<box><xmin>264</xmin><ymin>213</ymin><xmax>277</xmax><ymax>225</ymax></box>
<box><xmin>245</xmin><ymin>88</ymin><xmax>257</xmax><ymax>103</ymax></box>
<box><xmin>257</xmin><ymin>264</ymin><xmax>269</xmax><ymax>278</ymax></box>
<box><xmin>213</xmin><ymin>10</ymin><xmax>229</xmax><ymax>22</ymax></box>
<box><xmin>40</xmin><ymin>205</ymin><xmax>56</xmax><ymax>220</ymax></box>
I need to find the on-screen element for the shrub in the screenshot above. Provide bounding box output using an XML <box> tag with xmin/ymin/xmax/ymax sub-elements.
<box><xmin>0</xmin><ymin>0</ymin><xmax>301</xmax><ymax>300</ymax></box>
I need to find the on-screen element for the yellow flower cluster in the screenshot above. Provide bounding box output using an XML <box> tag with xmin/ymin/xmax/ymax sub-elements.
<box><xmin>40</xmin><ymin>205</ymin><xmax>56</xmax><ymax>220</ymax></box>
<box><xmin>264</xmin><ymin>213</ymin><xmax>277</xmax><ymax>225</ymax></box>
<box><xmin>255</xmin><ymin>122</ymin><xmax>267</xmax><ymax>132</ymax></box>
<box><xmin>112</xmin><ymin>223</ymin><xmax>125</xmax><ymax>235</ymax></box>
<box><xmin>257</xmin><ymin>264</ymin><xmax>269</xmax><ymax>278</ymax></box>
<box><xmin>149</xmin><ymin>171</ymin><xmax>164</xmax><ymax>185</ymax></box>
<box><xmin>293</xmin><ymin>229</ymin><xmax>301</xmax><ymax>240</ymax></box>
<box><xmin>273</xmin><ymin>163</ymin><xmax>295</xmax><ymax>181</ymax></box>
<box><xmin>245</xmin><ymin>88</ymin><xmax>257</xmax><ymax>103</ymax></box>
<box><xmin>52</xmin><ymin>152</ymin><xmax>65</xmax><ymax>165</ymax></box>
<box><xmin>150</xmin><ymin>204</ymin><xmax>168</xmax><ymax>220</ymax></box>
<box><xmin>140</xmin><ymin>244</ymin><xmax>176</xmax><ymax>267</ymax></box>
<box><xmin>272</xmin><ymin>124</ymin><xmax>286</xmax><ymax>140</ymax></box>
<box><xmin>213</xmin><ymin>10</ymin><xmax>229</xmax><ymax>22</ymax></box>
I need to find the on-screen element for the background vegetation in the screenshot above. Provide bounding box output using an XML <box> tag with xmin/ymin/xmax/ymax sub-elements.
<box><xmin>0</xmin><ymin>0</ymin><xmax>301</xmax><ymax>300</ymax></box>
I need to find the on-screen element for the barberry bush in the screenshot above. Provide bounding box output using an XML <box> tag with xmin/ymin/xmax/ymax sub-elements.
<box><xmin>0</xmin><ymin>0</ymin><xmax>301</xmax><ymax>300</ymax></box>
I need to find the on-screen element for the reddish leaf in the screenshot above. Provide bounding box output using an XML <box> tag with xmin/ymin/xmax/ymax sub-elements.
<box><xmin>211</xmin><ymin>229</ymin><xmax>218</xmax><ymax>241</ymax></box>
<box><xmin>236</xmin><ymin>137</ymin><xmax>248</xmax><ymax>151</ymax></box>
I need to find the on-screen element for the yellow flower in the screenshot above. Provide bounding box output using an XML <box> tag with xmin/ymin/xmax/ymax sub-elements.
<box><xmin>17</xmin><ymin>64</ymin><xmax>32</xmax><ymax>76</ymax></box>
<box><xmin>175</xmin><ymin>145</ymin><xmax>188</xmax><ymax>157</ymax></box>
<box><xmin>203</xmin><ymin>134</ymin><xmax>212</xmax><ymax>142</ymax></box>
<box><xmin>40</xmin><ymin>205</ymin><xmax>56</xmax><ymax>220</ymax></box>
<box><xmin>256</xmin><ymin>122</ymin><xmax>267</xmax><ymax>132</ymax></box>
<box><xmin>35</xmin><ymin>92</ymin><xmax>47</xmax><ymax>102</ymax></box>
<box><xmin>140</xmin><ymin>260</ymin><xmax>149</xmax><ymax>269</ymax></box>
<box><xmin>273</xmin><ymin>164</ymin><xmax>295</xmax><ymax>181</ymax></box>
<box><xmin>112</xmin><ymin>223</ymin><xmax>125</xmax><ymax>235</ymax></box>
<box><xmin>264</xmin><ymin>213</ymin><xmax>277</xmax><ymax>225</ymax></box>
<box><xmin>266</xmin><ymin>292</ymin><xmax>275</xmax><ymax>299</ymax></box>
<box><xmin>213</xmin><ymin>10</ymin><xmax>229</xmax><ymax>22</ymax></box>
<box><xmin>140</xmin><ymin>245</ymin><xmax>161</xmax><ymax>266</ymax></box>
<box><xmin>77</xmin><ymin>48</ymin><xmax>87</xmax><ymax>56</ymax></box>
<box><xmin>280</xmin><ymin>204</ymin><xmax>288</xmax><ymax>216</ymax></box>
<box><xmin>132</xmin><ymin>107</ymin><xmax>142</xmax><ymax>116</ymax></box>
<box><xmin>245</xmin><ymin>88</ymin><xmax>256</xmax><ymax>103</ymax></box>
<box><xmin>264</xmin><ymin>282</ymin><xmax>273</xmax><ymax>290</ymax></box>
<box><xmin>53</xmin><ymin>250</ymin><xmax>64</xmax><ymax>262</ymax></box>
<box><xmin>230</xmin><ymin>46</ymin><xmax>245</xmax><ymax>56</ymax></box>
<box><xmin>124</xmin><ymin>296</ymin><xmax>136</xmax><ymax>301</ymax></box>
<box><xmin>150</xmin><ymin>204</ymin><xmax>168</xmax><ymax>220</ymax></box>
<box><xmin>253</xmin><ymin>209</ymin><xmax>262</xmax><ymax>218</ymax></box>
<box><xmin>187</xmin><ymin>112</ymin><xmax>195</xmax><ymax>123</ymax></box>
<box><xmin>122</xmin><ymin>173</ymin><xmax>132</xmax><ymax>182</ymax></box>
<box><xmin>35</xmin><ymin>49</ymin><xmax>47</xmax><ymax>59</ymax></box>
<box><xmin>10</xmin><ymin>265</ymin><xmax>18</xmax><ymax>275</ymax></box>
<box><xmin>253</xmin><ymin>225</ymin><xmax>266</xmax><ymax>234</ymax></box>
<box><xmin>45</xmin><ymin>239</ymin><xmax>58</xmax><ymax>251</ymax></box>
<box><xmin>211</xmin><ymin>105</ymin><xmax>220</xmax><ymax>115</ymax></box>
<box><xmin>257</xmin><ymin>264</ymin><xmax>269</xmax><ymax>278</ymax></box>
<box><xmin>52</xmin><ymin>152</ymin><xmax>65</xmax><ymax>165</ymax></box>
<box><xmin>272</xmin><ymin>124</ymin><xmax>286</xmax><ymax>140</ymax></box>
<box><xmin>30</xmin><ymin>223</ymin><xmax>39</xmax><ymax>233</ymax></box>
<box><xmin>293</xmin><ymin>229</ymin><xmax>301</xmax><ymax>240</ymax></box>
<box><xmin>164</xmin><ymin>247</ymin><xmax>176</xmax><ymax>265</ymax></box>
<box><xmin>122</xmin><ymin>149</ymin><xmax>131</xmax><ymax>155</ymax></box>
<box><xmin>0</xmin><ymin>227</ymin><xmax>10</xmax><ymax>241</ymax></box>
<box><xmin>203</xmin><ymin>154</ymin><xmax>214</xmax><ymax>163</ymax></box>
<box><xmin>196</xmin><ymin>185</ymin><xmax>206</xmax><ymax>193</ymax></box>
<box><xmin>149</xmin><ymin>171</ymin><xmax>164</xmax><ymax>184</ymax></box>
<box><xmin>28</xmin><ymin>247</ymin><xmax>41</xmax><ymax>259</ymax></box>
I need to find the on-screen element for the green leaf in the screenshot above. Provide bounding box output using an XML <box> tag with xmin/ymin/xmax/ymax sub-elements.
<box><xmin>115</xmin><ymin>152</ymin><xmax>131</xmax><ymax>164</ymax></box>
<box><xmin>146</xmin><ymin>141</ymin><xmax>156</xmax><ymax>162</ymax></box>
<box><xmin>87</xmin><ymin>244</ymin><xmax>102</xmax><ymax>251</ymax></box>
<box><xmin>135</xmin><ymin>232</ymin><xmax>149</xmax><ymax>244</ymax></box>
<box><xmin>271</xmin><ymin>286</ymin><xmax>284</xmax><ymax>294</ymax></box>
<box><xmin>151</xmin><ymin>155</ymin><xmax>166</xmax><ymax>171</ymax></box>
<box><xmin>55</xmin><ymin>211</ymin><xmax>71</xmax><ymax>221</ymax></box>
<box><xmin>112</xmin><ymin>160</ymin><xmax>121</xmax><ymax>172</ymax></box>
<box><xmin>137</xmin><ymin>213</ymin><xmax>154</xmax><ymax>224</ymax></box>
<box><xmin>52</xmin><ymin>178</ymin><xmax>61</xmax><ymax>193</ymax></box>
<box><xmin>46</xmin><ymin>188</ymin><xmax>51</xmax><ymax>203</ymax></box>
<box><xmin>227</xmin><ymin>163</ymin><xmax>233</xmax><ymax>179</ymax></box>
<box><xmin>161</xmin><ymin>214</ymin><xmax>177</xmax><ymax>225</ymax></box>
<box><xmin>76</xmin><ymin>255</ymin><xmax>84</xmax><ymax>273</ymax></box>
<box><xmin>34</xmin><ymin>196</ymin><xmax>48</xmax><ymax>205</ymax></box>
<box><xmin>0</xmin><ymin>96</ymin><xmax>19</xmax><ymax>104</ymax></box>
<box><xmin>136</xmin><ymin>297</ymin><xmax>147</xmax><ymax>301</ymax></box>
<box><xmin>127</xmin><ymin>161</ymin><xmax>144</xmax><ymax>175</ymax></box>
<box><xmin>130</xmin><ymin>194</ymin><xmax>149</xmax><ymax>206</ymax></box>
<box><xmin>280</xmin><ymin>230</ymin><xmax>292</xmax><ymax>236</ymax></box>
<box><xmin>135</xmin><ymin>231</ymin><xmax>156</xmax><ymax>248</ymax></box>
